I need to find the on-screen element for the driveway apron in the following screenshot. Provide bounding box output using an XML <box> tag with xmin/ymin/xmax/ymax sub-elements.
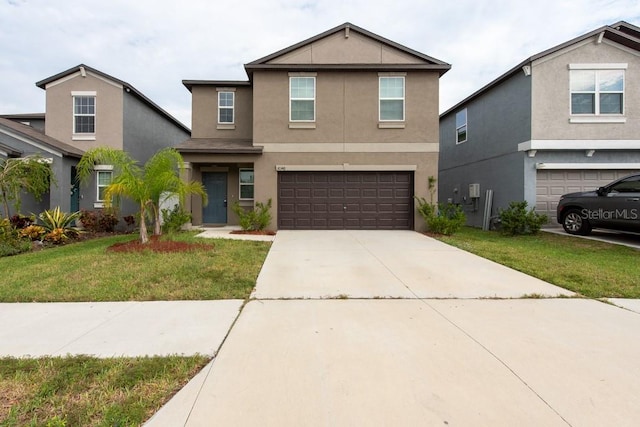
<box><xmin>147</xmin><ymin>230</ymin><xmax>640</xmax><ymax>426</ymax></box>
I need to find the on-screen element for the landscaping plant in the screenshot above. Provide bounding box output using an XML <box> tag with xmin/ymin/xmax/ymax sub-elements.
<box><xmin>498</xmin><ymin>201</ymin><xmax>548</xmax><ymax>235</ymax></box>
<box><xmin>231</xmin><ymin>199</ymin><xmax>272</xmax><ymax>231</ymax></box>
<box><xmin>0</xmin><ymin>155</ymin><xmax>55</xmax><ymax>218</ymax></box>
<box><xmin>161</xmin><ymin>204</ymin><xmax>192</xmax><ymax>233</ymax></box>
<box><xmin>0</xmin><ymin>217</ymin><xmax>31</xmax><ymax>257</ymax></box>
<box><xmin>77</xmin><ymin>147</ymin><xmax>207</xmax><ymax>244</ymax></box>
<box><xmin>38</xmin><ymin>207</ymin><xmax>82</xmax><ymax>243</ymax></box>
<box><xmin>415</xmin><ymin>197</ymin><xmax>466</xmax><ymax>235</ymax></box>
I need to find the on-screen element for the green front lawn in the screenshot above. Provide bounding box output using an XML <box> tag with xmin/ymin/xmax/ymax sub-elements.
<box><xmin>435</xmin><ymin>227</ymin><xmax>640</xmax><ymax>298</ymax></box>
<box><xmin>0</xmin><ymin>355</ymin><xmax>209</xmax><ymax>427</ymax></box>
<box><xmin>0</xmin><ymin>232</ymin><xmax>270</xmax><ymax>302</ymax></box>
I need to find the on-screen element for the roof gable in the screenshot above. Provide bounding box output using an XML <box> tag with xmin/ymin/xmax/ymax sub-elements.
<box><xmin>35</xmin><ymin>64</ymin><xmax>190</xmax><ymax>133</ymax></box>
<box><xmin>245</xmin><ymin>23</ymin><xmax>450</xmax><ymax>76</ymax></box>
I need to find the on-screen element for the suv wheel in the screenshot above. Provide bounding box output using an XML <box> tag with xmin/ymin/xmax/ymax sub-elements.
<box><xmin>562</xmin><ymin>209</ymin><xmax>592</xmax><ymax>235</ymax></box>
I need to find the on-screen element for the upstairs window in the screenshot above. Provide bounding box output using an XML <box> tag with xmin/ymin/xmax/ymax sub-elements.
<box><xmin>290</xmin><ymin>77</ymin><xmax>315</xmax><ymax>121</ymax></box>
<box><xmin>455</xmin><ymin>109</ymin><xmax>467</xmax><ymax>144</ymax></box>
<box><xmin>570</xmin><ymin>67</ymin><xmax>624</xmax><ymax>115</ymax></box>
<box><xmin>73</xmin><ymin>95</ymin><xmax>96</xmax><ymax>134</ymax></box>
<box><xmin>218</xmin><ymin>91</ymin><xmax>234</xmax><ymax>124</ymax></box>
<box><xmin>379</xmin><ymin>77</ymin><xmax>405</xmax><ymax>121</ymax></box>
<box><xmin>239</xmin><ymin>168</ymin><xmax>254</xmax><ymax>199</ymax></box>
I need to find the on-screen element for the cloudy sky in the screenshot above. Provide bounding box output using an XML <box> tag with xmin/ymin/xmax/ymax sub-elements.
<box><xmin>1</xmin><ymin>0</ymin><xmax>639</xmax><ymax>128</ymax></box>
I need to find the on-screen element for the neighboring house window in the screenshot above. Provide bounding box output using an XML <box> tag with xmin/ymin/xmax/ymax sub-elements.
<box><xmin>570</xmin><ymin>69</ymin><xmax>624</xmax><ymax>115</ymax></box>
<box><xmin>456</xmin><ymin>109</ymin><xmax>467</xmax><ymax>144</ymax></box>
<box><xmin>218</xmin><ymin>91</ymin><xmax>234</xmax><ymax>124</ymax></box>
<box><xmin>290</xmin><ymin>77</ymin><xmax>315</xmax><ymax>121</ymax></box>
<box><xmin>95</xmin><ymin>165</ymin><xmax>113</xmax><ymax>202</ymax></box>
<box><xmin>73</xmin><ymin>95</ymin><xmax>96</xmax><ymax>133</ymax></box>
<box><xmin>379</xmin><ymin>77</ymin><xmax>405</xmax><ymax>121</ymax></box>
<box><xmin>239</xmin><ymin>168</ymin><xmax>254</xmax><ymax>199</ymax></box>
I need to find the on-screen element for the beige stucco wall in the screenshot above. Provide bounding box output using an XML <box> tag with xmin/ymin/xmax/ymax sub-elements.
<box><xmin>191</xmin><ymin>86</ymin><xmax>253</xmax><ymax>139</ymax></box>
<box><xmin>531</xmin><ymin>38</ymin><xmax>640</xmax><ymax>140</ymax></box>
<box><xmin>44</xmin><ymin>71</ymin><xmax>124</xmax><ymax>150</ymax></box>
<box><xmin>252</xmin><ymin>70</ymin><xmax>439</xmax><ymax>145</ymax></box>
<box><xmin>269</xmin><ymin>30</ymin><xmax>423</xmax><ymax>65</ymax></box>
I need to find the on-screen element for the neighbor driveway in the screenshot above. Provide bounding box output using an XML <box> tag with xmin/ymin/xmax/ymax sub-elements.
<box><xmin>148</xmin><ymin>230</ymin><xmax>640</xmax><ymax>427</ymax></box>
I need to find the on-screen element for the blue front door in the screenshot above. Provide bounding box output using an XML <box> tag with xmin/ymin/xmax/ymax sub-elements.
<box><xmin>202</xmin><ymin>172</ymin><xmax>227</xmax><ymax>223</ymax></box>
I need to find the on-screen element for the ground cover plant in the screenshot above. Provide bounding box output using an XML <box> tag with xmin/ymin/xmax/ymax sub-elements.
<box><xmin>0</xmin><ymin>355</ymin><xmax>209</xmax><ymax>426</ymax></box>
<box><xmin>435</xmin><ymin>227</ymin><xmax>640</xmax><ymax>298</ymax></box>
<box><xmin>0</xmin><ymin>231</ymin><xmax>270</xmax><ymax>302</ymax></box>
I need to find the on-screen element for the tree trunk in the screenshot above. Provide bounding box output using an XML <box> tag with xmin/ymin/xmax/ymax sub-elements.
<box><xmin>153</xmin><ymin>206</ymin><xmax>161</xmax><ymax>236</ymax></box>
<box><xmin>139</xmin><ymin>205</ymin><xmax>149</xmax><ymax>244</ymax></box>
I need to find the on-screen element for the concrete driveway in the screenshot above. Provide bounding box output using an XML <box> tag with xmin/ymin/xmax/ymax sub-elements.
<box><xmin>253</xmin><ymin>230</ymin><xmax>573</xmax><ymax>299</ymax></box>
<box><xmin>147</xmin><ymin>230</ymin><xmax>640</xmax><ymax>426</ymax></box>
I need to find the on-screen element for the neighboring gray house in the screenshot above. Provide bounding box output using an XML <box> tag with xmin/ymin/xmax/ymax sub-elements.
<box><xmin>0</xmin><ymin>117</ymin><xmax>83</xmax><ymax>215</ymax></box>
<box><xmin>439</xmin><ymin>21</ymin><xmax>640</xmax><ymax>227</ymax></box>
<box><xmin>1</xmin><ymin>64</ymin><xmax>190</xmax><ymax>217</ymax></box>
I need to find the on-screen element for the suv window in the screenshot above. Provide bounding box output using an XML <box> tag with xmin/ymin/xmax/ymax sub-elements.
<box><xmin>609</xmin><ymin>176</ymin><xmax>640</xmax><ymax>193</ymax></box>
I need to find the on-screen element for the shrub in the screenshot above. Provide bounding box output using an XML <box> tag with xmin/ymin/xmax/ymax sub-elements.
<box><xmin>0</xmin><ymin>217</ymin><xmax>31</xmax><ymax>256</ymax></box>
<box><xmin>97</xmin><ymin>210</ymin><xmax>119</xmax><ymax>232</ymax></box>
<box><xmin>231</xmin><ymin>199</ymin><xmax>272</xmax><ymax>231</ymax></box>
<box><xmin>498</xmin><ymin>201</ymin><xmax>548</xmax><ymax>236</ymax></box>
<box><xmin>415</xmin><ymin>198</ymin><xmax>463</xmax><ymax>235</ymax></box>
<box><xmin>161</xmin><ymin>205</ymin><xmax>192</xmax><ymax>233</ymax></box>
<box><xmin>415</xmin><ymin>197</ymin><xmax>466</xmax><ymax>235</ymax></box>
<box><xmin>10</xmin><ymin>214</ymin><xmax>35</xmax><ymax>229</ymax></box>
<box><xmin>80</xmin><ymin>209</ymin><xmax>119</xmax><ymax>232</ymax></box>
<box><xmin>38</xmin><ymin>207</ymin><xmax>81</xmax><ymax>243</ymax></box>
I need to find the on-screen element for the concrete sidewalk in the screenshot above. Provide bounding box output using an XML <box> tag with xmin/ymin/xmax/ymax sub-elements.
<box><xmin>0</xmin><ymin>300</ymin><xmax>243</xmax><ymax>358</ymax></box>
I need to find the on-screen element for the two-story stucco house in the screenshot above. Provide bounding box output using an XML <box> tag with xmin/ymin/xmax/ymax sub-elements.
<box><xmin>439</xmin><ymin>21</ymin><xmax>640</xmax><ymax>228</ymax></box>
<box><xmin>178</xmin><ymin>23</ymin><xmax>450</xmax><ymax>230</ymax></box>
<box><xmin>0</xmin><ymin>64</ymin><xmax>190</xmax><ymax>217</ymax></box>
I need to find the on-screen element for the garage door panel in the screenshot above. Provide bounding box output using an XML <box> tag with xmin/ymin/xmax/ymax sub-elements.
<box><xmin>278</xmin><ymin>171</ymin><xmax>413</xmax><ymax>229</ymax></box>
<box><xmin>536</xmin><ymin>169</ymin><xmax>640</xmax><ymax>220</ymax></box>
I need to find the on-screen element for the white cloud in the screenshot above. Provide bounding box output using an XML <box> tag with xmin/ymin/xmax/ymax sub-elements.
<box><xmin>0</xmin><ymin>0</ymin><xmax>639</xmax><ymax>127</ymax></box>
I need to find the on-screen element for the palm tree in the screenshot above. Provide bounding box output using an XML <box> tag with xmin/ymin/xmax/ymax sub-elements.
<box><xmin>77</xmin><ymin>147</ymin><xmax>207</xmax><ymax>244</ymax></box>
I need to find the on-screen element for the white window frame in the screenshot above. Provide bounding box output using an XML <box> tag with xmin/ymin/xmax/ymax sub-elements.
<box><xmin>455</xmin><ymin>109</ymin><xmax>467</xmax><ymax>144</ymax></box>
<box><xmin>218</xmin><ymin>91</ymin><xmax>235</xmax><ymax>124</ymax></box>
<box><xmin>94</xmin><ymin>165</ymin><xmax>113</xmax><ymax>202</ymax></box>
<box><xmin>289</xmin><ymin>76</ymin><xmax>316</xmax><ymax>122</ymax></box>
<box><xmin>379</xmin><ymin>76</ymin><xmax>405</xmax><ymax>122</ymax></box>
<box><xmin>239</xmin><ymin>168</ymin><xmax>254</xmax><ymax>200</ymax></box>
<box><xmin>569</xmin><ymin>64</ymin><xmax>626</xmax><ymax>117</ymax></box>
<box><xmin>72</xmin><ymin>91</ymin><xmax>96</xmax><ymax>137</ymax></box>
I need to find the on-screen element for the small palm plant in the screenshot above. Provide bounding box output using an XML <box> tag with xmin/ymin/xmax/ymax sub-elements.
<box><xmin>38</xmin><ymin>206</ymin><xmax>82</xmax><ymax>243</ymax></box>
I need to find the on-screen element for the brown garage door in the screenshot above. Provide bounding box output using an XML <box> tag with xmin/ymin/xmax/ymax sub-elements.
<box><xmin>278</xmin><ymin>171</ymin><xmax>413</xmax><ymax>229</ymax></box>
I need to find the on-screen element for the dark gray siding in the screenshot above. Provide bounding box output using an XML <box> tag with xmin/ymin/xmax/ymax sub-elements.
<box><xmin>439</xmin><ymin>71</ymin><xmax>532</xmax><ymax>227</ymax></box>
<box><xmin>122</xmin><ymin>93</ymin><xmax>190</xmax><ymax>164</ymax></box>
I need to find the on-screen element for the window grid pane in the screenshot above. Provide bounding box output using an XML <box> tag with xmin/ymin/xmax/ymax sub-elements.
<box><xmin>239</xmin><ymin>169</ymin><xmax>254</xmax><ymax>199</ymax></box>
<box><xmin>74</xmin><ymin>96</ymin><xmax>96</xmax><ymax>133</ymax></box>
<box><xmin>570</xmin><ymin>69</ymin><xmax>624</xmax><ymax>115</ymax></box>
<box><xmin>379</xmin><ymin>77</ymin><xmax>404</xmax><ymax>121</ymax></box>
<box><xmin>290</xmin><ymin>77</ymin><xmax>315</xmax><ymax>121</ymax></box>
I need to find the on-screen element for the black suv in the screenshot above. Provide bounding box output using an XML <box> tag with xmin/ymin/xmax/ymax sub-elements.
<box><xmin>557</xmin><ymin>173</ymin><xmax>640</xmax><ymax>235</ymax></box>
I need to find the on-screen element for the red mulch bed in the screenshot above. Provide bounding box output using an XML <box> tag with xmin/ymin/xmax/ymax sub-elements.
<box><xmin>106</xmin><ymin>235</ymin><xmax>215</xmax><ymax>254</ymax></box>
<box><xmin>229</xmin><ymin>230</ymin><xmax>276</xmax><ymax>235</ymax></box>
